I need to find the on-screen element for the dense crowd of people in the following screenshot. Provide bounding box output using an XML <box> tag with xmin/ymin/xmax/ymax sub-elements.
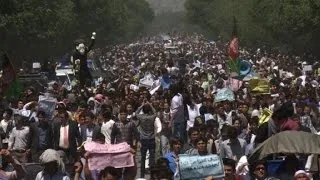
<box><xmin>0</xmin><ymin>32</ymin><xmax>319</xmax><ymax>180</ymax></box>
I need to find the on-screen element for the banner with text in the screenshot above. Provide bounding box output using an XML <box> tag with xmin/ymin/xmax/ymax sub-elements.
<box><xmin>179</xmin><ymin>154</ymin><xmax>224</xmax><ymax>180</ymax></box>
<box><xmin>214</xmin><ymin>88</ymin><xmax>235</xmax><ymax>103</ymax></box>
<box><xmin>84</xmin><ymin>142</ymin><xmax>134</xmax><ymax>170</ymax></box>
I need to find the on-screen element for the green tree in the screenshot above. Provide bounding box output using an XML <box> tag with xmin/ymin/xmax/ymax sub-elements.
<box><xmin>0</xmin><ymin>0</ymin><xmax>154</xmax><ymax>59</ymax></box>
<box><xmin>185</xmin><ymin>0</ymin><xmax>320</xmax><ymax>55</ymax></box>
<box><xmin>70</xmin><ymin>0</ymin><xmax>154</xmax><ymax>43</ymax></box>
<box><xmin>0</xmin><ymin>0</ymin><xmax>77</xmax><ymax>58</ymax></box>
<box><xmin>254</xmin><ymin>0</ymin><xmax>320</xmax><ymax>54</ymax></box>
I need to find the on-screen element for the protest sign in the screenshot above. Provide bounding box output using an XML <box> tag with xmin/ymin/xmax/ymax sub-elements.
<box><xmin>179</xmin><ymin>154</ymin><xmax>224</xmax><ymax>180</ymax></box>
<box><xmin>303</xmin><ymin>65</ymin><xmax>312</xmax><ymax>72</ymax></box>
<box><xmin>150</xmin><ymin>85</ymin><xmax>161</xmax><ymax>95</ymax></box>
<box><xmin>243</xmin><ymin>70</ymin><xmax>259</xmax><ymax>81</ymax></box>
<box><xmin>228</xmin><ymin>78</ymin><xmax>243</xmax><ymax>92</ymax></box>
<box><xmin>139</xmin><ymin>73</ymin><xmax>154</xmax><ymax>89</ymax></box>
<box><xmin>160</xmin><ymin>76</ymin><xmax>171</xmax><ymax>89</ymax></box>
<box><xmin>259</xmin><ymin>108</ymin><xmax>273</xmax><ymax>125</ymax></box>
<box><xmin>32</xmin><ymin>62</ymin><xmax>41</xmax><ymax>69</ymax></box>
<box><xmin>87</xmin><ymin>152</ymin><xmax>134</xmax><ymax>170</ymax></box>
<box><xmin>84</xmin><ymin>142</ymin><xmax>131</xmax><ymax>154</ymax></box>
<box><xmin>38</xmin><ymin>95</ymin><xmax>57</xmax><ymax>120</ymax></box>
<box><xmin>214</xmin><ymin>88</ymin><xmax>235</xmax><ymax>102</ymax></box>
<box><xmin>84</xmin><ymin>142</ymin><xmax>134</xmax><ymax>170</ymax></box>
<box><xmin>249</xmin><ymin>78</ymin><xmax>270</xmax><ymax>94</ymax></box>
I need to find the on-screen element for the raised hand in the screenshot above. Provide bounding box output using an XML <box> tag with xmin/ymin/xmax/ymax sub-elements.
<box><xmin>74</xmin><ymin>161</ymin><xmax>83</xmax><ymax>174</ymax></box>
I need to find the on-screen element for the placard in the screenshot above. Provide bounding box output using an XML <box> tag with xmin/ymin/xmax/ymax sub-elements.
<box><xmin>38</xmin><ymin>95</ymin><xmax>57</xmax><ymax>120</ymax></box>
<box><xmin>84</xmin><ymin>142</ymin><xmax>134</xmax><ymax>170</ymax></box>
<box><xmin>87</xmin><ymin>152</ymin><xmax>134</xmax><ymax>170</ymax></box>
<box><xmin>259</xmin><ymin>108</ymin><xmax>273</xmax><ymax>125</ymax></box>
<box><xmin>228</xmin><ymin>78</ymin><xmax>243</xmax><ymax>92</ymax></box>
<box><xmin>84</xmin><ymin>142</ymin><xmax>131</xmax><ymax>154</ymax></box>
<box><xmin>303</xmin><ymin>65</ymin><xmax>312</xmax><ymax>72</ymax></box>
<box><xmin>139</xmin><ymin>73</ymin><xmax>154</xmax><ymax>89</ymax></box>
<box><xmin>32</xmin><ymin>62</ymin><xmax>41</xmax><ymax>69</ymax></box>
<box><xmin>248</xmin><ymin>79</ymin><xmax>270</xmax><ymax>94</ymax></box>
<box><xmin>214</xmin><ymin>88</ymin><xmax>235</xmax><ymax>102</ymax></box>
<box><xmin>160</xmin><ymin>76</ymin><xmax>171</xmax><ymax>89</ymax></box>
<box><xmin>179</xmin><ymin>154</ymin><xmax>224</xmax><ymax>180</ymax></box>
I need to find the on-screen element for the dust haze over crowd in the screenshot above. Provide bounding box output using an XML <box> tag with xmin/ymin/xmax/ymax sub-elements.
<box><xmin>143</xmin><ymin>0</ymin><xmax>203</xmax><ymax>37</ymax></box>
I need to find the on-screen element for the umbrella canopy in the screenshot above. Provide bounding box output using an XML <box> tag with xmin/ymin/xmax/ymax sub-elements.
<box><xmin>249</xmin><ymin>131</ymin><xmax>320</xmax><ymax>161</ymax></box>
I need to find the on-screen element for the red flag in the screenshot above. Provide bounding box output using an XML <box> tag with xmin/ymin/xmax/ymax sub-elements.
<box><xmin>227</xmin><ymin>16</ymin><xmax>239</xmax><ymax>60</ymax></box>
<box><xmin>228</xmin><ymin>37</ymin><xmax>239</xmax><ymax>60</ymax></box>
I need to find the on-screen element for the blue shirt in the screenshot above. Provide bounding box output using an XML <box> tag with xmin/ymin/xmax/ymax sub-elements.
<box><xmin>164</xmin><ymin>152</ymin><xmax>177</xmax><ymax>174</ymax></box>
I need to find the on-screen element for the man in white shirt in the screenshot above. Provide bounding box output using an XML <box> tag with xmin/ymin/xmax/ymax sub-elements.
<box><xmin>8</xmin><ymin>115</ymin><xmax>30</xmax><ymax>163</ymax></box>
<box><xmin>0</xmin><ymin>109</ymin><xmax>15</xmax><ymax>147</ymax></box>
<box><xmin>167</xmin><ymin>60</ymin><xmax>179</xmax><ymax>77</ymax></box>
<box><xmin>170</xmin><ymin>83</ymin><xmax>186</xmax><ymax>142</ymax></box>
<box><xmin>99</xmin><ymin>111</ymin><xmax>115</xmax><ymax>144</ymax></box>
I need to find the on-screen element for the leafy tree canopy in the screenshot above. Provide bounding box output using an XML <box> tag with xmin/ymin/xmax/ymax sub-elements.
<box><xmin>0</xmin><ymin>0</ymin><xmax>154</xmax><ymax>59</ymax></box>
<box><xmin>185</xmin><ymin>0</ymin><xmax>320</xmax><ymax>56</ymax></box>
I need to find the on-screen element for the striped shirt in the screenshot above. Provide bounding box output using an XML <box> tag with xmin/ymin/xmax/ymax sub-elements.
<box><xmin>111</xmin><ymin>121</ymin><xmax>139</xmax><ymax>147</ymax></box>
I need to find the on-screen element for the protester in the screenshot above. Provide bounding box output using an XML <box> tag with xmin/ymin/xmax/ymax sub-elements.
<box><xmin>0</xmin><ymin>149</ymin><xmax>25</xmax><ymax>180</ymax></box>
<box><xmin>294</xmin><ymin>170</ymin><xmax>310</xmax><ymax>180</ymax></box>
<box><xmin>135</xmin><ymin>101</ymin><xmax>158</xmax><ymax>178</ymax></box>
<box><xmin>30</xmin><ymin>110</ymin><xmax>53</xmax><ymax>162</ymax></box>
<box><xmin>79</xmin><ymin>111</ymin><xmax>95</xmax><ymax>142</ymax></box>
<box><xmin>99</xmin><ymin>111</ymin><xmax>115</xmax><ymax>144</ymax></box>
<box><xmin>223</xmin><ymin>158</ymin><xmax>244</xmax><ymax>180</ymax></box>
<box><xmin>159</xmin><ymin>101</ymin><xmax>171</xmax><ymax>155</ymax></box>
<box><xmin>185</xmin><ymin>136</ymin><xmax>209</xmax><ymax>155</ymax></box>
<box><xmin>220</xmin><ymin>126</ymin><xmax>247</xmax><ymax>161</ymax></box>
<box><xmin>0</xmin><ymin>108</ymin><xmax>14</xmax><ymax>148</ymax></box>
<box><xmin>35</xmin><ymin>149</ymin><xmax>70</xmax><ymax>180</ymax></box>
<box><xmin>182</xmin><ymin>127</ymin><xmax>199</xmax><ymax>153</ymax></box>
<box><xmin>111</xmin><ymin>108</ymin><xmax>138</xmax><ymax>180</ymax></box>
<box><xmin>53</xmin><ymin>111</ymin><xmax>81</xmax><ymax>163</ymax></box>
<box><xmin>249</xmin><ymin>160</ymin><xmax>279</xmax><ymax>180</ymax></box>
<box><xmin>170</xmin><ymin>82</ymin><xmax>186</xmax><ymax>142</ymax></box>
<box><xmin>163</xmin><ymin>137</ymin><xmax>183</xmax><ymax>174</ymax></box>
<box><xmin>8</xmin><ymin>115</ymin><xmax>30</xmax><ymax>163</ymax></box>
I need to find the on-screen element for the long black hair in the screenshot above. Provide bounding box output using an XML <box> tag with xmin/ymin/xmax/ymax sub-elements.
<box><xmin>99</xmin><ymin>166</ymin><xmax>121</xmax><ymax>179</ymax></box>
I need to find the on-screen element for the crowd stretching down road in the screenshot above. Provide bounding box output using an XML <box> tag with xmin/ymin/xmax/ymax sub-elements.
<box><xmin>0</xmin><ymin>32</ymin><xmax>319</xmax><ymax>180</ymax></box>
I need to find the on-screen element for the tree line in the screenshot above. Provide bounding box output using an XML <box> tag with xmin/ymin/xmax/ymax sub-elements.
<box><xmin>0</xmin><ymin>0</ymin><xmax>154</xmax><ymax>59</ymax></box>
<box><xmin>185</xmin><ymin>0</ymin><xmax>320</xmax><ymax>56</ymax></box>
